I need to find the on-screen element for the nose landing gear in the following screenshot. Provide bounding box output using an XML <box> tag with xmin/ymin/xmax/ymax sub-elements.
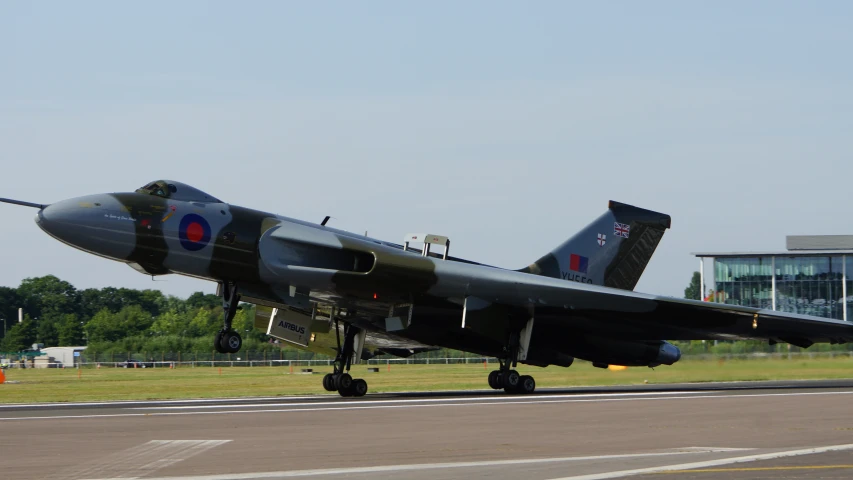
<box><xmin>214</xmin><ymin>281</ymin><xmax>242</xmax><ymax>354</ymax></box>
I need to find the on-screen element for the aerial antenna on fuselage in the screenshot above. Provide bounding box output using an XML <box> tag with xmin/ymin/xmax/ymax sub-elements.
<box><xmin>321</xmin><ymin>216</ymin><xmax>331</xmax><ymax>226</ymax></box>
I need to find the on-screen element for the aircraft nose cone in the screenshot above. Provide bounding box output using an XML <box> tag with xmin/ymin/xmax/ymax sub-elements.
<box><xmin>35</xmin><ymin>194</ymin><xmax>136</xmax><ymax>259</ymax></box>
<box><xmin>36</xmin><ymin>200</ymin><xmax>77</xmax><ymax>234</ymax></box>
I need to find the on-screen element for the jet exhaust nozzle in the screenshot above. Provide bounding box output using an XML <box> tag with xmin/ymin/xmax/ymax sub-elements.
<box><xmin>650</xmin><ymin>341</ymin><xmax>682</xmax><ymax>367</ymax></box>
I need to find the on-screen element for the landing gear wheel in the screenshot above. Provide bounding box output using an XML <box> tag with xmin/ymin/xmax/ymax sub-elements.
<box><xmin>352</xmin><ymin>379</ymin><xmax>368</xmax><ymax>397</ymax></box>
<box><xmin>519</xmin><ymin>375</ymin><xmax>536</xmax><ymax>394</ymax></box>
<box><xmin>218</xmin><ymin>330</ymin><xmax>242</xmax><ymax>354</ymax></box>
<box><xmin>488</xmin><ymin>370</ymin><xmax>502</xmax><ymax>390</ymax></box>
<box><xmin>503</xmin><ymin>370</ymin><xmax>520</xmax><ymax>390</ymax></box>
<box><xmin>322</xmin><ymin>373</ymin><xmax>337</xmax><ymax>392</ymax></box>
<box><xmin>214</xmin><ymin>331</ymin><xmax>226</xmax><ymax>354</ymax></box>
<box><xmin>335</xmin><ymin>373</ymin><xmax>353</xmax><ymax>392</ymax></box>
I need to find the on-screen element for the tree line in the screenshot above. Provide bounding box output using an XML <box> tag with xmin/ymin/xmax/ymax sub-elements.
<box><xmin>0</xmin><ymin>275</ymin><xmax>267</xmax><ymax>354</ymax></box>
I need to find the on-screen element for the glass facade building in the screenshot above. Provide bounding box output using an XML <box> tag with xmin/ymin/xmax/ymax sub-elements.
<box><xmin>696</xmin><ymin>239</ymin><xmax>853</xmax><ymax>322</ymax></box>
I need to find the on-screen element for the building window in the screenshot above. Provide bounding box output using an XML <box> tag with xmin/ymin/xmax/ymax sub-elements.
<box><xmin>775</xmin><ymin>256</ymin><xmax>844</xmax><ymax>320</ymax></box>
<box><xmin>713</xmin><ymin>257</ymin><xmax>773</xmax><ymax>309</ymax></box>
<box><xmin>847</xmin><ymin>256</ymin><xmax>853</xmax><ymax>322</ymax></box>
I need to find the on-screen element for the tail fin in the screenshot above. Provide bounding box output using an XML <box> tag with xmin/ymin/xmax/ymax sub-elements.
<box><xmin>519</xmin><ymin>201</ymin><xmax>671</xmax><ymax>290</ymax></box>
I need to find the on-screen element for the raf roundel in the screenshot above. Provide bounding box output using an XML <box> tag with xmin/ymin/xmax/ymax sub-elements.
<box><xmin>178</xmin><ymin>214</ymin><xmax>212</xmax><ymax>251</ymax></box>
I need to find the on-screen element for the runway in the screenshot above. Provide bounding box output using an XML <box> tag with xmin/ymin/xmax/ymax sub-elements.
<box><xmin>2</xmin><ymin>380</ymin><xmax>853</xmax><ymax>480</ymax></box>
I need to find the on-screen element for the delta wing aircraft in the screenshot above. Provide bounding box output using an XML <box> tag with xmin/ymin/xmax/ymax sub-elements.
<box><xmin>3</xmin><ymin>180</ymin><xmax>852</xmax><ymax>396</ymax></box>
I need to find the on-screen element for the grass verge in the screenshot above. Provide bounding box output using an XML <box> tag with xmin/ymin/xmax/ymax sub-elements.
<box><xmin>2</xmin><ymin>356</ymin><xmax>853</xmax><ymax>404</ymax></box>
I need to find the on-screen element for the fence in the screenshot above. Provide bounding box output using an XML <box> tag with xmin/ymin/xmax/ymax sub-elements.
<box><xmin>1</xmin><ymin>356</ymin><xmax>500</xmax><ymax>369</ymax></box>
<box><xmin>4</xmin><ymin>351</ymin><xmax>853</xmax><ymax>369</ymax></box>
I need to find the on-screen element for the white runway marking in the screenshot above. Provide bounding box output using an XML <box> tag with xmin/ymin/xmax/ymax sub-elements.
<box><xmin>546</xmin><ymin>443</ymin><xmax>853</xmax><ymax>479</ymax></box>
<box><xmin>47</xmin><ymin>440</ymin><xmax>230</xmax><ymax>480</ymax></box>
<box><xmin>3</xmin><ymin>390</ymin><xmax>852</xmax><ymax>422</ymax></box>
<box><xmin>79</xmin><ymin>448</ymin><xmax>750</xmax><ymax>480</ymax></box>
<box><xmin>130</xmin><ymin>391</ymin><xmax>706</xmax><ymax>410</ymax></box>
<box><xmin>0</xmin><ymin>395</ymin><xmax>324</xmax><ymax>409</ymax></box>
<box><xmin>673</xmin><ymin>446</ymin><xmax>753</xmax><ymax>452</ymax></box>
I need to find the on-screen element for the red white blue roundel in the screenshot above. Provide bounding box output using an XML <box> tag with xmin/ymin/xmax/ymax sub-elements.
<box><xmin>179</xmin><ymin>214</ymin><xmax>211</xmax><ymax>251</ymax></box>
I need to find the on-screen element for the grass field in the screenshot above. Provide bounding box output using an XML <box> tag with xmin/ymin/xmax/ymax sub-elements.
<box><xmin>2</xmin><ymin>357</ymin><xmax>853</xmax><ymax>404</ymax></box>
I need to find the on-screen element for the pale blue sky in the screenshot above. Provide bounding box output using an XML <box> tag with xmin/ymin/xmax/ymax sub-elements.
<box><xmin>1</xmin><ymin>1</ymin><xmax>852</xmax><ymax>298</ymax></box>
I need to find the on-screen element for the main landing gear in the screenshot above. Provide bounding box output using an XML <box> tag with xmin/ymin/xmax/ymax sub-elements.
<box><xmin>487</xmin><ymin>330</ymin><xmax>536</xmax><ymax>394</ymax></box>
<box><xmin>322</xmin><ymin>318</ymin><xmax>368</xmax><ymax>398</ymax></box>
<box><xmin>488</xmin><ymin>366</ymin><xmax>535</xmax><ymax>394</ymax></box>
<box><xmin>214</xmin><ymin>281</ymin><xmax>242</xmax><ymax>354</ymax></box>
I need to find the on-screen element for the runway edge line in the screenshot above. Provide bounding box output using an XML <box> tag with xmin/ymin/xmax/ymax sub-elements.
<box><xmin>545</xmin><ymin>443</ymin><xmax>853</xmax><ymax>480</ymax></box>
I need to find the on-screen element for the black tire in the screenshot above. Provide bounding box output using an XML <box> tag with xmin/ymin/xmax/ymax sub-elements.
<box><xmin>338</xmin><ymin>386</ymin><xmax>354</xmax><ymax>397</ymax></box>
<box><xmin>214</xmin><ymin>331</ymin><xmax>226</xmax><ymax>354</ymax></box>
<box><xmin>519</xmin><ymin>375</ymin><xmax>536</xmax><ymax>394</ymax></box>
<box><xmin>322</xmin><ymin>373</ymin><xmax>336</xmax><ymax>392</ymax></box>
<box><xmin>487</xmin><ymin>370</ymin><xmax>501</xmax><ymax>389</ymax></box>
<box><xmin>352</xmin><ymin>379</ymin><xmax>368</xmax><ymax>397</ymax></box>
<box><xmin>504</xmin><ymin>370</ymin><xmax>520</xmax><ymax>389</ymax></box>
<box><xmin>335</xmin><ymin>373</ymin><xmax>353</xmax><ymax>391</ymax></box>
<box><xmin>220</xmin><ymin>331</ymin><xmax>242</xmax><ymax>354</ymax></box>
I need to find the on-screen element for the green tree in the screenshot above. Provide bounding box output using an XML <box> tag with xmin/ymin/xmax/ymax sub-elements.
<box><xmin>186</xmin><ymin>307</ymin><xmax>221</xmax><ymax>336</ymax></box>
<box><xmin>0</xmin><ymin>316</ymin><xmax>37</xmax><ymax>352</ymax></box>
<box><xmin>17</xmin><ymin>275</ymin><xmax>80</xmax><ymax>320</ymax></box>
<box><xmin>36</xmin><ymin>313</ymin><xmax>59</xmax><ymax>346</ymax></box>
<box><xmin>0</xmin><ymin>286</ymin><xmax>22</xmax><ymax>341</ymax></box>
<box><xmin>57</xmin><ymin>313</ymin><xmax>85</xmax><ymax>346</ymax></box>
<box><xmin>185</xmin><ymin>292</ymin><xmax>220</xmax><ymax>310</ymax></box>
<box><xmin>684</xmin><ymin>271</ymin><xmax>702</xmax><ymax>300</ymax></box>
<box><xmin>85</xmin><ymin>305</ymin><xmax>153</xmax><ymax>343</ymax></box>
<box><xmin>138</xmin><ymin>289</ymin><xmax>167</xmax><ymax>316</ymax></box>
<box><xmin>150</xmin><ymin>309</ymin><xmax>189</xmax><ymax>336</ymax></box>
<box><xmin>79</xmin><ymin>287</ymin><xmax>165</xmax><ymax>319</ymax></box>
<box><xmin>80</xmin><ymin>288</ymin><xmax>115</xmax><ymax>319</ymax></box>
<box><xmin>234</xmin><ymin>304</ymin><xmax>265</xmax><ymax>341</ymax></box>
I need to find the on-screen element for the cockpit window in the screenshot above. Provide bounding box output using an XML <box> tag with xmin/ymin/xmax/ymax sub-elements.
<box><xmin>136</xmin><ymin>181</ymin><xmax>171</xmax><ymax>198</ymax></box>
<box><xmin>134</xmin><ymin>180</ymin><xmax>222</xmax><ymax>203</ymax></box>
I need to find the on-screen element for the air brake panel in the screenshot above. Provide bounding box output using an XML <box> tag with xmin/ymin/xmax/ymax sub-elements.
<box><xmin>252</xmin><ymin>305</ymin><xmax>339</xmax><ymax>357</ymax></box>
<box><xmin>265</xmin><ymin>308</ymin><xmax>314</xmax><ymax>346</ymax></box>
<box><xmin>256</xmin><ymin>306</ymin><xmax>331</xmax><ymax>348</ymax></box>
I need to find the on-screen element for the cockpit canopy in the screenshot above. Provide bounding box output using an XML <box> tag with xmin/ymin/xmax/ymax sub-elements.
<box><xmin>134</xmin><ymin>180</ymin><xmax>222</xmax><ymax>203</ymax></box>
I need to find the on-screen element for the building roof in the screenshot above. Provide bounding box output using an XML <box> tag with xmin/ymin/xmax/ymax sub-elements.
<box><xmin>693</xmin><ymin>250</ymin><xmax>853</xmax><ymax>258</ymax></box>
<box><xmin>694</xmin><ymin>235</ymin><xmax>853</xmax><ymax>258</ymax></box>
<box><xmin>787</xmin><ymin>235</ymin><xmax>853</xmax><ymax>250</ymax></box>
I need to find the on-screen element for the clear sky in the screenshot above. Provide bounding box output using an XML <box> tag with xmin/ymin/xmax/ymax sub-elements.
<box><xmin>1</xmin><ymin>1</ymin><xmax>851</xmax><ymax>299</ymax></box>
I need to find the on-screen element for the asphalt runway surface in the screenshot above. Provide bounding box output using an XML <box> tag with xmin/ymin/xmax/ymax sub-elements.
<box><xmin>3</xmin><ymin>379</ymin><xmax>853</xmax><ymax>480</ymax></box>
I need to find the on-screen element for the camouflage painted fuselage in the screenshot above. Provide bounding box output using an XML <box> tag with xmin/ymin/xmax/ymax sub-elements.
<box><xmin>20</xmin><ymin>180</ymin><xmax>853</xmax><ymax>369</ymax></box>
